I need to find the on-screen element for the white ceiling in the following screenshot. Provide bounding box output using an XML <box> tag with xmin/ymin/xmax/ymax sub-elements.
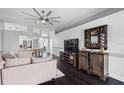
<box><xmin>0</xmin><ymin>8</ymin><xmax>107</xmax><ymax>32</ymax></box>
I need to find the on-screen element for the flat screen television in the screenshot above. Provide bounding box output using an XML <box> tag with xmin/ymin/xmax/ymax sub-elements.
<box><xmin>64</xmin><ymin>38</ymin><xmax>79</xmax><ymax>53</ymax></box>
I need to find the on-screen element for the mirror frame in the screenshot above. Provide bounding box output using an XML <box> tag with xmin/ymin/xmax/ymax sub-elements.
<box><xmin>84</xmin><ymin>25</ymin><xmax>108</xmax><ymax>50</ymax></box>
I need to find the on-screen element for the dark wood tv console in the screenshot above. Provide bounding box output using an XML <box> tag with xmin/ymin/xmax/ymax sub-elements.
<box><xmin>59</xmin><ymin>51</ymin><xmax>78</xmax><ymax>68</ymax></box>
<box><xmin>59</xmin><ymin>50</ymin><xmax>109</xmax><ymax>81</ymax></box>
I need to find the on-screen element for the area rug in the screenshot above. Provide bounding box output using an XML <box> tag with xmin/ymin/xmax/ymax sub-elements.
<box><xmin>56</xmin><ymin>69</ymin><xmax>65</xmax><ymax>78</ymax></box>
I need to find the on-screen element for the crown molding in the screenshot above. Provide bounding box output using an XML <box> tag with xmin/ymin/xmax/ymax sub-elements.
<box><xmin>55</xmin><ymin>8</ymin><xmax>124</xmax><ymax>34</ymax></box>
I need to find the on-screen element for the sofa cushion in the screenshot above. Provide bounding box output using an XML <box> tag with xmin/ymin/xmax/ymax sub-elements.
<box><xmin>0</xmin><ymin>61</ymin><xmax>5</xmax><ymax>70</ymax></box>
<box><xmin>31</xmin><ymin>56</ymin><xmax>52</xmax><ymax>64</ymax></box>
<box><xmin>2</xmin><ymin>52</ymin><xmax>17</xmax><ymax>60</ymax></box>
<box><xmin>0</xmin><ymin>55</ymin><xmax>3</xmax><ymax>62</ymax></box>
<box><xmin>5</xmin><ymin>57</ymin><xmax>31</xmax><ymax>68</ymax></box>
<box><xmin>0</xmin><ymin>51</ymin><xmax>3</xmax><ymax>62</ymax></box>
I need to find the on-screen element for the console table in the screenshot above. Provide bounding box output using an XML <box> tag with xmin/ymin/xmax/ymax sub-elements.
<box><xmin>78</xmin><ymin>51</ymin><xmax>109</xmax><ymax>81</ymax></box>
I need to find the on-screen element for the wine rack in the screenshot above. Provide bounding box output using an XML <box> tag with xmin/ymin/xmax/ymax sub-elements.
<box><xmin>84</xmin><ymin>25</ymin><xmax>107</xmax><ymax>49</ymax></box>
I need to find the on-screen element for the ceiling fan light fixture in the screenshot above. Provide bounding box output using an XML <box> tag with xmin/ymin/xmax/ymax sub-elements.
<box><xmin>23</xmin><ymin>8</ymin><xmax>61</xmax><ymax>25</ymax></box>
<box><xmin>36</xmin><ymin>20</ymin><xmax>46</xmax><ymax>24</ymax></box>
<box><xmin>41</xmin><ymin>20</ymin><xmax>46</xmax><ymax>24</ymax></box>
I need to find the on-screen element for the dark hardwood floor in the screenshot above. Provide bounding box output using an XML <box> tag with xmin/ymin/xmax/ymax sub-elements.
<box><xmin>42</xmin><ymin>55</ymin><xmax>124</xmax><ymax>85</ymax></box>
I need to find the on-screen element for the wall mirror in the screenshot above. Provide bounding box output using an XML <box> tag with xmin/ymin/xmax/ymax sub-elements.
<box><xmin>91</xmin><ymin>36</ymin><xmax>98</xmax><ymax>43</ymax></box>
<box><xmin>84</xmin><ymin>25</ymin><xmax>108</xmax><ymax>49</ymax></box>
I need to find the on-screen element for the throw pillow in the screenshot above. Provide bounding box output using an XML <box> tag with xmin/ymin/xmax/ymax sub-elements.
<box><xmin>5</xmin><ymin>57</ymin><xmax>31</xmax><ymax>68</ymax></box>
<box><xmin>0</xmin><ymin>61</ymin><xmax>5</xmax><ymax>70</ymax></box>
<box><xmin>2</xmin><ymin>52</ymin><xmax>17</xmax><ymax>60</ymax></box>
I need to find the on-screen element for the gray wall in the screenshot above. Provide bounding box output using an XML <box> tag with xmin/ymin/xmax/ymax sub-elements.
<box><xmin>4</xmin><ymin>31</ymin><xmax>27</xmax><ymax>53</ymax></box>
<box><xmin>3</xmin><ymin>25</ymin><xmax>34</xmax><ymax>53</ymax></box>
<box><xmin>0</xmin><ymin>31</ymin><xmax>2</xmax><ymax>50</ymax></box>
<box><xmin>0</xmin><ymin>21</ymin><xmax>54</xmax><ymax>53</ymax></box>
<box><xmin>3</xmin><ymin>25</ymin><xmax>54</xmax><ymax>53</ymax></box>
<box><xmin>0</xmin><ymin>21</ymin><xmax>4</xmax><ymax>51</ymax></box>
<box><xmin>0</xmin><ymin>30</ymin><xmax>2</xmax><ymax>50</ymax></box>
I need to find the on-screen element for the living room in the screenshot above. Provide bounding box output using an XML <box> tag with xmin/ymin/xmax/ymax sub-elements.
<box><xmin>0</xmin><ymin>8</ymin><xmax>124</xmax><ymax>86</ymax></box>
<box><xmin>1</xmin><ymin>0</ymin><xmax>124</xmax><ymax>93</ymax></box>
<box><xmin>0</xmin><ymin>8</ymin><xmax>124</xmax><ymax>85</ymax></box>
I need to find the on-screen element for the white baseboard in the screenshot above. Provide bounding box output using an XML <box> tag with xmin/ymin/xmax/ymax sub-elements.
<box><xmin>109</xmin><ymin>74</ymin><xmax>124</xmax><ymax>82</ymax></box>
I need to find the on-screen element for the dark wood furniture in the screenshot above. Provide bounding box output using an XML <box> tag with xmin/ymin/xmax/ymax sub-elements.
<box><xmin>78</xmin><ymin>51</ymin><xmax>109</xmax><ymax>81</ymax></box>
<box><xmin>78</xmin><ymin>51</ymin><xmax>90</xmax><ymax>72</ymax></box>
<box><xmin>60</xmin><ymin>51</ymin><xmax>78</xmax><ymax>67</ymax></box>
<box><xmin>81</xmin><ymin>25</ymin><xmax>108</xmax><ymax>81</ymax></box>
<box><xmin>90</xmin><ymin>52</ymin><xmax>109</xmax><ymax>80</ymax></box>
<box><xmin>84</xmin><ymin>25</ymin><xmax>107</xmax><ymax>49</ymax></box>
<box><xmin>46</xmin><ymin>55</ymin><xmax>124</xmax><ymax>85</ymax></box>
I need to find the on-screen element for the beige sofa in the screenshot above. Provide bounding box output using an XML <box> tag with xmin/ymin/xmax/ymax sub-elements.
<box><xmin>0</xmin><ymin>58</ymin><xmax>57</xmax><ymax>85</ymax></box>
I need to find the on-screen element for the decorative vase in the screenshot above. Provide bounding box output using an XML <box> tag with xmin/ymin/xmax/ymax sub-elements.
<box><xmin>100</xmin><ymin>47</ymin><xmax>105</xmax><ymax>53</ymax></box>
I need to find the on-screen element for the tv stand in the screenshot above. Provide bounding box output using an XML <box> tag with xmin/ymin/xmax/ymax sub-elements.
<box><xmin>59</xmin><ymin>51</ymin><xmax>78</xmax><ymax>68</ymax></box>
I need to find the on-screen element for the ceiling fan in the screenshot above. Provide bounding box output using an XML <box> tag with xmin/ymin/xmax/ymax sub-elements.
<box><xmin>22</xmin><ymin>8</ymin><xmax>61</xmax><ymax>25</ymax></box>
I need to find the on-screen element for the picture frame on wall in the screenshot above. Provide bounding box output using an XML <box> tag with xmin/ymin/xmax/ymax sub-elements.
<box><xmin>23</xmin><ymin>40</ymin><xmax>32</xmax><ymax>49</ymax></box>
<box><xmin>23</xmin><ymin>40</ymin><xmax>27</xmax><ymax>49</ymax></box>
<box><xmin>27</xmin><ymin>40</ymin><xmax>32</xmax><ymax>48</ymax></box>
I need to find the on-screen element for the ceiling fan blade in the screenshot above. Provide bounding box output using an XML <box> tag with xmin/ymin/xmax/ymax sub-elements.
<box><xmin>48</xmin><ymin>21</ymin><xmax>54</xmax><ymax>25</ymax></box>
<box><xmin>32</xmin><ymin>8</ymin><xmax>42</xmax><ymax>18</ymax></box>
<box><xmin>49</xmin><ymin>17</ymin><xmax>61</xmax><ymax>19</ymax></box>
<box><xmin>22</xmin><ymin>12</ymin><xmax>39</xmax><ymax>18</ymax></box>
<box><xmin>50</xmin><ymin>20</ymin><xmax>60</xmax><ymax>23</ymax></box>
<box><xmin>41</xmin><ymin>10</ymin><xmax>45</xmax><ymax>18</ymax></box>
<box><xmin>24</xmin><ymin>18</ymin><xmax>36</xmax><ymax>20</ymax></box>
<box><xmin>45</xmin><ymin>11</ymin><xmax>52</xmax><ymax>17</ymax></box>
<box><xmin>33</xmin><ymin>21</ymin><xmax>37</xmax><ymax>23</ymax></box>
